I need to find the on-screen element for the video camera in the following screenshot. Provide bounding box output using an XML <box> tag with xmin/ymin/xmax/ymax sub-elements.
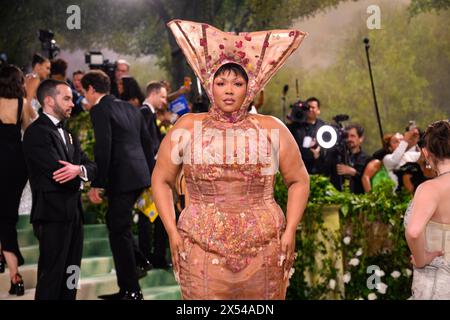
<box><xmin>39</xmin><ymin>29</ymin><xmax>60</xmax><ymax>59</ymax></box>
<box><xmin>85</xmin><ymin>51</ymin><xmax>116</xmax><ymax>82</ymax></box>
<box><xmin>288</xmin><ymin>99</ymin><xmax>310</xmax><ymax>124</ymax></box>
<box><xmin>316</xmin><ymin>114</ymin><xmax>350</xmax><ymax>164</ymax></box>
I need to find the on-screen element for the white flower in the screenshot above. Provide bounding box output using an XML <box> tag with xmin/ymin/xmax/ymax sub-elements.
<box><xmin>355</xmin><ymin>248</ymin><xmax>363</xmax><ymax>256</ymax></box>
<box><xmin>405</xmin><ymin>268</ymin><xmax>412</xmax><ymax>277</ymax></box>
<box><xmin>133</xmin><ymin>214</ymin><xmax>139</xmax><ymax>224</ymax></box>
<box><xmin>368</xmin><ymin>293</ymin><xmax>377</xmax><ymax>300</ymax></box>
<box><xmin>343</xmin><ymin>236</ymin><xmax>351</xmax><ymax>245</ymax></box>
<box><xmin>390</xmin><ymin>270</ymin><xmax>401</xmax><ymax>279</ymax></box>
<box><xmin>349</xmin><ymin>258</ymin><xmax>360</xmax><ymax>266</ymax></box>
<box><xmin>374</xmin><ymin>269</ymin><xmax>385</xmax><ymax>277</ymax></box>
<box><xmin>329</xmin><ymin>279</ymin><xmax>336</xmax><ymax>290</ymax></box>
<box><xmin>343</xmin><ymin>272</ymin><xmax>351</xmax><ymax>284</ymax></box>
<box><xmin>376</xmin><ymin>282</ymin><xmax>388</xmax><ymax>294</ymax></box>
<box><xmin>356</xmin><ymin>297</ymin><xmax>364</xmax><ymax>300</ymax></box>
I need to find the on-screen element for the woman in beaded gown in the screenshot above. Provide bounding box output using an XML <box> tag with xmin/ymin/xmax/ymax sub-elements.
<box><xmin>405</xmin><ymin>120</ymin><xmax>450</xmax><ymax>299</ymax></box>
<box><xmin>152</xmin><ymin>20</ymin><xmax>310</xmax><ymax>299</ymax></box>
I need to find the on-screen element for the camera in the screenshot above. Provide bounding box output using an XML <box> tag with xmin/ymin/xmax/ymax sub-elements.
<box><xmin>85</xmin><ymin>51</ymin><xmax>116</xmax><ymax>81</ymax></box>
<box><xmin>406</xmin><ymin>120</ymin><xmax>416</xmax><ymax>132</ymax></box>
<box><xmin>316</xmin><ymin>114</ymin><xmax>350</xmax><ymax>164</ymax></box>
<box><xmin>288</xmin><ymin>100</ymin><xmax>310</xmax><ymax>123</ymax></box>
<box><xmin>39</xmin><ymin>29</ymin><xmax>60</xmax><ymax>59</ymax></box>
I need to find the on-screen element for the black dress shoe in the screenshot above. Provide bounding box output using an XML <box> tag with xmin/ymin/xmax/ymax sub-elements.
<box><xmin>98</xmin><ymin>290</ymin><xmax>126</xmax><ymax>300</ymax></box>
<box><xmin>121</xmin><ymin>290</ymin><xmax>144</xmax><ymax>300</ymax></box>
<box><xmin>9</xmin><ymin>274</ymin><xmax>24</xmax><ymax>296</ymax></box>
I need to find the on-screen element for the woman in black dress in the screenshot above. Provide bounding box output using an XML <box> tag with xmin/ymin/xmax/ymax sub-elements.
<box><xmin>0</xmin><ymin>65</ymin><xmax>37</xmax><ymax>295</ymax></box>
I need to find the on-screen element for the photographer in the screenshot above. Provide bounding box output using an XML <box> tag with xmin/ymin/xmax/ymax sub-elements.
<box><xmin>383</xmin><ymin>126</ymin><xmax>421</xmax><ymax>190</ymax></box>
<box><xmin>287</xmin><ymin>97</ymin><xmax>327</xmax><ymax>174</ymax></box>
<box><xmin>329</xmin><ymin>123</ymin><xmax>369</xmax><ymax>194</ymax></box>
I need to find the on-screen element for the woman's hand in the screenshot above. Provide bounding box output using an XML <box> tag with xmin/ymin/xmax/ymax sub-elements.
<box><xmin>280</xmin><ymin>228</ymin><xmax>296</xmax><ymax>278</ymax></box>
<box><xmin>168</xmin><ymin>230</ymin><xmax>185</xmax><ymax>279</ymax></box>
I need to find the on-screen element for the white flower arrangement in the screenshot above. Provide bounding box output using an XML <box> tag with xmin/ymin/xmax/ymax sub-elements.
<box><xmin>343</xmin><ymin>272</ymin><xmax>351</xmax><ymax>284</ymax></box>
<box><xmin>376</xmin><ymin>282</ymin><xmax>388</xmax><ymax>294</ymax></box>
<box><xmin>329</xmin><ymin>279</ymin><xmax>336</xmax><ymax>290</ymax></box>
<box><xmin>368</xmin><ymin>293</ymin><xmax>377</xmax><ymax>300</ymax></box>
<box><xmin>355</xmin><ymin>248</ymin><xmax>363</xmax><ymax>256</ymax></box>
<box><xmin>349</xmin><ymin>258</ymin><xmax>360</xmax><ymax>266</ymax></box>
<box><xmin>374</xmin><ymin>269</ymin><xmax>385</xmax><ymax>277</ymax></box>
<box><xmin>390</xmin><ymin>270</ymin><xmax>401</xmax><ymax>279</ymax></box>
<box><xmin>405</xmin><ymin>268</ymin><xmax>412</xmax><ymax>277</ymax></box>
<box><xmin>343</xmin><ymin>236</ymin><xmax>351</xmax><ymax>245</ymax></box>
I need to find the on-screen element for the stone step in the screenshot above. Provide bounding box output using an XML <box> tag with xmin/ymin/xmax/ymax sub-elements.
<box><xmin>0</xmin><ymin>257</ymin><xmax>115</xmax><ymax>292</ymax></box>
<box><xmin>0</xmin><ymin>261</ymin><xmax>178</xmax><ymax>300</ymax></box>
<box><xmin>0</xmin><ymin>285</ymin><xmax>182</xmax><ymax>300</ymax></box>
<box><xmin>142</xmin><ymin>285</ymin><xmax>181</xmax><ymax>300</ymax></box>
<box><xmin>17</xmin><ymin>224</ymin><xmax>109</xmax><ymax>248</ymax></box>
<box><xmin>20</xmin><ymin>238</ymin><xmax>112</xmax><ymax>265</ymax></box>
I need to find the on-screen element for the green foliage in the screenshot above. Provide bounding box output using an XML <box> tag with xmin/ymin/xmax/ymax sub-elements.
<box><xmin>409</xmin><ymin>0</ymin><xmax>450</xmax><ymax>16</ymax></box>
<box><xmin>276</xmin><ymin>174</ymin><xmax>413</xmax><ymax>300</ymax></box>
<box><xmin>1</xmin><ymin>0</ymin><xmax>349</xmax><ymax>84</ymax></box>
<box><xmin>264</xmin><ymin>5</ymin><xmax>449</xmax><ymax>154</ymax></box>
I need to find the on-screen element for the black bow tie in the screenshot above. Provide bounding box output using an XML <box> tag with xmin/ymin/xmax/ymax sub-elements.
<box><xmin>56</xmin><ymin>121</ymin><xmax>65</xmax><ymax>129</ymax></box>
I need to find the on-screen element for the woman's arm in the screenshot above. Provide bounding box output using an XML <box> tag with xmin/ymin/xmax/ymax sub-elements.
<box><xmin>152</xmin><ymin>113</ymin><xmax>194</xmax><ymax>273</ymax></box>
<box><xmin>269</xmin><ymin>116</ymin><xmax>309</xmax><ymax>271</ymax></box>
<box><xmin>362</xmin><ymin>159</ymin><xmax>381</xmax><ymax>193</ymax></box>
<box><xmin>21</xmin><ymin>98</ymin><xmax>37</xmax><ymax>130</ymax></box>
<box><xmin>405</xmin><ymin>181</ymin><xmax>442</xmax><ymax>268</ymax></box>
<box><xmin>383</xmin><ymin>141</ymin><xmax>408</xmax><ymax>170</ymax></box>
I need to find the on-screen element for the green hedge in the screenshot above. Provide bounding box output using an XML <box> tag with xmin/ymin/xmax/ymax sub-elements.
<box><xmin>275</xmin><ymin>174</ymin><xmax>413</xmax><ymax>300</ymax></box>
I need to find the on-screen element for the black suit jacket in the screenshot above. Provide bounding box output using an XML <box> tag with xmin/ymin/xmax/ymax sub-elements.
<box><xmin>23</xmin><ymin>111</ymin><xmax>97</xmax><ymax>223</ymax></box>
<box><xmin>140</xmin><ymin>104</ymin><xmax>162</xmax><ymax>173</ymax></box>
<box><xmin>90</xmin><ymin>95</ymin><xmax>153</xmax><ymax>194</ymax></box>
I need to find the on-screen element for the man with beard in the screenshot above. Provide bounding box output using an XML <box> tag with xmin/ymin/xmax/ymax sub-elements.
<box><xmin>23</xmin><ymin>79</ymin><xmax>97</xmax><ymax>300</ymax></box>
<box><xmin>332</xmin><ymin>123</ymin><xmax>369</xmax><ymax>194</ymax></box>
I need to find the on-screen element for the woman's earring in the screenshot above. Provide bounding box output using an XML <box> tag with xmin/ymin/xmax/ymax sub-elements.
<box><xmin>425</xmin><ymin>160</ymin><xmax>432</xmax><ymax>169</ymax></box>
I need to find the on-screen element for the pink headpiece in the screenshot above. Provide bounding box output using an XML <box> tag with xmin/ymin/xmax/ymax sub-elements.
<box><xmin>167</xmin><ymin>19</ymin><xmax>307</xmax><ymax>122</ymax></box>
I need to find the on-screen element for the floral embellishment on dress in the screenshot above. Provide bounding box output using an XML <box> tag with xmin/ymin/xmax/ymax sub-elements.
<box><xmin>219</xmin><ymin>44</ymin><xmax>225</xmax><ymax>50</ymax></box>
<box><xmin>235</xmin><ymin>40</ymin><xmax>243</xmax><ymax>48</ymax></box>
<box><xmin>200</xmin><ymin>38</ymin><xmax>207</xmax><ymax>47</ymax></box>
<box><xmin>237</xmin><ymin>51</ymin><xmax>246</xmax><ymax>59</ymax></box>
<box><xmin>212</xmin><ymin>258</ymin><xmax>220</xmax><ymax>265</ymax></box>
<box><xmin>244</xmin><ymin>35</ymin><xmax>252</xmax><ymax>41</ymax></box>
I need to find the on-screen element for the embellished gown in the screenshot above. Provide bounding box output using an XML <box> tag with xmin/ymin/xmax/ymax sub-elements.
<box><xmin>404</xmin><ymin>203</ymin><xmax>450</xmax><ymax>299</ymax></box>
<box><xmin>176</xmin><ymin>111</ymin><xmax>293</xmax><ymax>300</ymax></box>
<box><xmin>166</xmin><ymin>19</ymin><xmax>307</xmax><ymax>299</ymax></box>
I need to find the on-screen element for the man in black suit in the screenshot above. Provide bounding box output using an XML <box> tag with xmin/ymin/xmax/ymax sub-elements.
<box><xmin>81</xmin><ymin>70</ymin><xmax>153</xmax><ymax>300</ymax></box>
<box><xmin>23</xmin><ymin>79</ymin><xmax>97</xmax><ymax>300</ymax></box>
<box><xmin>139</xmin><ymin>81</ymin><xmax>170</xmax><ymax>269</ymax></box>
